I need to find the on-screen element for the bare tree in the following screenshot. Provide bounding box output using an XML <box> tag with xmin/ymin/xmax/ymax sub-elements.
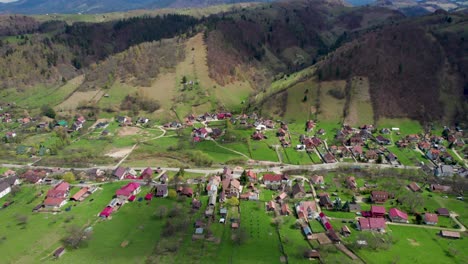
<box><xmin>62</xmin><ymin>225</ymin><xmax>93</xmax><ymax>249</ymax></box>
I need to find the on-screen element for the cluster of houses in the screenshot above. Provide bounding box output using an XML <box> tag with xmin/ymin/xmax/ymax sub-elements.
<box><xmin>112</xmin><ymin>166</ymin><xmax>159</xmax><ymax>180</ymax></box>
<box><xmin>192</xmin><ymin>127</ymin><xmax>223</xmax><ymax>142</ymax></box>
<box><xmin>99</xmin><ymin>182</ymin><xmax>141</xmax><ymax>218</ymax></box>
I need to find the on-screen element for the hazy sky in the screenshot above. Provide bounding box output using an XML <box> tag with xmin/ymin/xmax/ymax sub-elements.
<box><xmin>0</xmin><ymin>0</ymin><xmax>19</xmax><ymax>3</ymax></box>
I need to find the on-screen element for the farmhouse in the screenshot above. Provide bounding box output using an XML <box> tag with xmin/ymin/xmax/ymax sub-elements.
<box><xmin>345</xmin><ymin>176</ymin><xmax>357</xmax><ymax>190</ymax></box>
<box><xmin>424</xmin><ymin>213</ymin><xmax>439</xmax><ymax>225</ymax></box>
<box><xmin>323</xmin><ymin>153</ymin><xmax>336</xmax><ymax>163</ymax></box>
<box><xmin>266</xmin><ymin>201</ymin><xmax>276</xmax><ymax>211</ymax></box>
<box><xmin>246</xmin><ymin>170</ymin><xmax>257</xmax><ymax>182</ymax></box>
<box><xmin>112</xmin><ymin>167</ymin><xmax>128</xmax><ymax>180</ymax></box>
<box><xmin>177</xmin><ymin>187</ymin><xmax>194</xmax><ymax>197</ymax></box>
<box><xmin>310</xmin><ymin>175</ymin><xmax>324</xmax><ymax>185</ymax></box>
<box><xmin>341</xmin><ymin>225</ymin><xmax>351</xmax><ymax>237</ymax></box>
<box><xmin>140</xmin><ymin>167</ymin><xmax>153</xmax><ymax>179</ymax></box>
<box><xmin>262</xmin><ymin>174</ymin><xmax>282</xmax><ymax>189</ymax></box>
<box><xmin>222</xmin><ymin>178</ymin><xmax>241</xmax><ymax>198</ymax></box>
<box><xmin>70</xmin><ymin>187</ymin><xmax>88</xmax><ymax>201</ymax></box>
<box><xmin>0</xmin><ymin>176</ymin><xmax>20</xmax><ymax>199</ymax></box>
<box><xmin>358</xmin><ymin>218</ymin><xmax>386</xmax><ymax>231</ymax></box>
<box><xmin>437</xmin><ymin>208</ymin><xmax>450</xmax><ymax>217</ymax></box>
<box><xmin>276</xmin><ymin>192</ymin><xmax>288</xmax><ymax>201</ymax></box>
<box><xmin>281</xmin><ymin>203</ymin><xmax>291</xmax><ymax>215</ymax></box>
<box><xmin>115</xmin><ymin>182</ymin><xmax>141</xmax><ymax>200</ymax></box>
<box><xmin>155</xmin><ymin>185</ymin><xmax>168</xmax><ymax>197</ymax></box>
<box><xmin>319</xmin><ymin>194</ymin><xmax>333</xmax><ymax>210</ymax></box>
<box><xmin>430</xmin><ymin>184</ymin><xmax>451</xmax><ymax>193</ymax></box>
<box><xmin>388</xmin><ymin>208</ymin><xmax>408</xmax><ymax>223</ymax></box>
<box><xmin>47</xmin><ymin>182</ymin><xmax>70</xmax><ymax>199</ymax></box>
<box><xmin>375</xmin><ymin>135</ymin><xmax>390</xmax><ymax>145</ymax></box>
<box><xmin>44</xmin><ymin>197</ymin><xmax>67</xmax><ymax>209</ymax></box>
<box><xmin>371</xmin><ymin>205</ymin><xmax>386</xmax><ymax>218</ymax></box>
<box><xmin>296</xmin><ymin>201</ymin><xmax>318</xmax><ymax>221</ymax></box>
<box><xmin>291</xmin><ymin>183</ymin><xmax>306</xmax><ymax>199</ymax></box>
<box><xmin>408</xmin><ymin>182</ymin><xmax>421</xmax><ymax>192</ymax></box>
<box><xmin>370</xmin><ymin>191</ymin><xmax>389</xmax><ymax>203</ymax></box>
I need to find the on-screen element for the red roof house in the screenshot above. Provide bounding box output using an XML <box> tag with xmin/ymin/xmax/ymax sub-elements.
<box><xmin>44</xmin><ymin>197</ymin><xmax>66</xmax><ymax>209</ymax></box>
<box><xmin>115</xmin><ymin>182</ymin><xmax>141</xmax><ymax>199</ymax></box>
<box><xmin>371</xmin><ymin>191</ymin><xmax>389</xmax><ymax>203</ymax></box>
<box><xmin>128</xmin><ymin>195</ymin><xmax>136</xmax><ymax>202</ymax></box>
<box><xmin>359</xmin><ymin>218</ymin><xmax>386</xmax><ymax>231</ymax></box>
<box><xmin>99</xmin><ymin>207</ymin><xmax>113</xmax><ymax>218</ymax></box>
<box><xmin>388</xmin><ymin>208</ymin><xmax>408</xmax><ymax>223</ymax></box>
<box><xmin>424</xmin><ymin>213</ymin><xmax>438</xmax><ymax>225</ymax></box>
<box><xmin>140</xmin><ymin>167</ymin><xmax>153</xmax><ymax>179</ymax></box>
<box><xmin>370</xmin><ymin>205</ymin><xmax>386</xmax><ymax>218</ymax></box>
<box><xmin>437</xmin><ymin>208</ymin><xmax>450</xmax><ymax>217</ymax></box>
<box><xmin>263</xmin><ymin>174</ymin><xmax>282</xmax><ymax>189</ymax></box>
<box><xmin>408</xmin><ymin>182</ymin><xmax>421</xmax><ymax>192</ymax></box>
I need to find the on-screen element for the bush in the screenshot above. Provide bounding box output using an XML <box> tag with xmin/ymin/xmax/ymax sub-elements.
<box><xmin>327</xmin><ymin>88</ymin><xmax>346</xmax><ymax>100</ymax></box>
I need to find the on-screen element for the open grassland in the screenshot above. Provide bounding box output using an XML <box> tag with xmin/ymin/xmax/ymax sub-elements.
<box><xmin>282</xmin><ymin>79</ymin><xmax>318</xmax><ymax>123</ymax></box>
<box><xmin>356</xmin><ymin>225</ymin><xmax>468</xmax><ymax>264</ymax></box>
<box><xmin>0</xmin><ymin>76</ymin><xmax>83</xmax><ymax>110</ymax></box>
<box><xmin>317</xmin><ymin>80</ymin><xmax>346</xmax><ymax>123</ymax></box>
<box><xmin>0</xmin><ymin>182</ymin><xmax>124</xmax><ymax>263</ymax></box>
<box><xmin>377</xmin><ymin>118</ymin><xmax>423</xmax><ymax>137</ymax></box>
<box><xmin>345</xmin><ymin>76</ymin><xmax>374</xmax><ymax>126</ymax></box>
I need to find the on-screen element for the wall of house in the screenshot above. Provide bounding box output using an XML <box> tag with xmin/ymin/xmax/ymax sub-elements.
<box><xmin>0</xmin><ymin>186</ymin><xmax>11</xmax><ymax>199</ymax></box>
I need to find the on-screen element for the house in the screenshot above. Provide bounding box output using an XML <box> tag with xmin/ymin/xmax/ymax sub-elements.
<box><xmin>47</xmin><ymin>182</ymin><xmax>70</xmax><ymax>199</ymax></box>
<box><xmin>435</xmin><ymin>165</ymin><xmax>454</xmax><ymax>177</ymax></box>
<box><xmin>178</xmin><ymin>187</ymin><xmax>193</xmax><ymax>197</ymax></box>
<box><xmin>375</xmin><ymin>135</ymin><xmax>390</xmax><ymax>145</ymax></box>
<box><xmin>155</xmin><ymin>185</ymin><xmax>168</xmax><ymax>197</ymax></box>
<box><xmin>365</xmin><ymin>150</ymin><xmax>379</xmax><ymax>160</ymax></box>
<box><xmin>53</xmin><ymin>247</ymin><xmax>66</xmax><ymax>258</ymax></box>
<box><xmin>305</xmin><ymin>120</ymin><xmax>316</xmax><ymax>132</ymax></box>
<box><xmin>371</xmin><ymin>205</ymin><xmax>386</xmax><ymax>218</ymax></box>
<box><xmin>266</xmin><ymin>201</ymin><xmax>276</xmax><ymax>211</ymax></box>
<box><xmin>371</xmin><ymin>191</ymin><xmax>389</xmax><ymax>203</ymax></box>
<box><xmin>70</xmin><ymin>188</ymin><xmax>88</xmax><ymax>201</ymax></box>
<box><xmin>262</xmin><ymin>174</ymin><xmax>282</xmax><ymax>189</ymax></box>
<box><xmin>22</xmin><ymin>172</ymin><xmax>43</xmax><ymax>184</ymax></box>
<box><xmin>389</xmin><ymin>208</ymin><xmax>408</xmax><ymax>223</ymax></box>
<box><xmin>341</xmin><ymin>225</ymin><xmax>352</xmax><ymax>237</ymax></box>
<box><xmin>319</xmin><ymin>194</ymin><xmax>333</xmax><ymax>210</ymax></box>
<box><xmin>319</xmin><ymin>212</ymin><xmax>333</xmax><ymax>231</ymax></box>
<box><xmin>276</xmin><ymin>192</ymin><xmax>288</xmax><ymax>202</ymax></box>
<box><xmin>291</xmin><ymin>183</ymin><xmax>306</xmax><ymax>199</ymax></box>
<box><xmin>437</xmin><ymin>208</ymin><xmax>450</xmax><ymax>217</ymax></box>
<box><xmin>426</xmin><ymin>149</ymin><xmax>441</xmax><ymax>161</ymax></box>
<box><xmin>430</xmin><ymin>184</ymin><xmax>451</xmax><ymax>193</ymax></box>
<box><xmin>281</xmin><ymin>203</ymin><xmax>291</xmax><ymax>215</ymax></box>
<box><xmin>222</xmin><ymin>178</ymin><xmax>241</xmax><ymax>198</ymax></box>
<box><xmin>44</xmin><ymin>197</ymin><xmax>67</xmax><ymax>209</ymax></box>
<box><xmin>408</xmin><ymin>182</ymin><xmax>421</xmax><ymax>192</ymax></box>
<box><xmin>348</xmin><ymin>203</ymin><xmax>361</xmax><ymax>212</ymax></box>
<box><xmin>424</xmin><ymin>213</ymin><xmax>438</xmax><ymax>225</ymax></box>
<box><xmin>99</xmin><ymin>206</ymin><xmax>113</xmax><ymax>218</ymax></box>
<box><xmin>358</xmin><ymin>218</ymin><xmax>386</xmax><ymax>231</ymax></box>
<box><xmin>296</xmin><ymin>201</ymin><xmax>318</xmax><ymax>221</ymax></box>
<box><xmin>246</xmin><ymin>170</ymin><xmax>257</xmax><ymax>182</ymax></box>
<box><xmin>345</xmin><ymin>176</ymin><xmax>357</xmax><ymax>190</ymax></box>
<box><xmin>140</xmin><ymin>167</ymin><xmax>153</xmax><ymax>179</ymax></box>
<box><xmin>351</xmin><ymin>145</ymin><xmax>363</xmax><ymax>158</ymax></box>
<box><xmin>137</xmin><ymin>117</ymin><xmax>149</xmax><ymax>124</ymax></box>
<box><xmin>323</xmin><ymin>153</ymin><xmax>336</xmax><ymax>163</ymax></box>
<box><xmin>440</xmin><ymin>230</ymin><xmax>460</xmax><ymax>239</ymax></box>
<box><xmin>108</xmin><ymin>198</ymin><xmax>123</xmax><ymax>208</ymax></box>
<box><xmin>418</xmin><ymin>141</ymin><xmax>431</xmax><ymax>151</ymax></box>
<box><xmin>5</xmin><ymin>131</ymin><xmax>16</xmax><ymax>139</ymax></box>
<box><xmin>112</xmin><ymin>167</ymin><xmax>128</xmax><ymax>180</ymax></box>
<box><xmin>192</xmin><ymin>199</ymin><xmax>202</xmax><ymax>210</ymax></box>
<box><xmin>0</xmin><ymin>176</ymin><xmax>20</xmax><ymax>199</ymax></box>
<box><xmin>252</xmin><ymin>131</ymin><xmax>265</xmax><ymax>140</ymax></box>
<box><xmin>310</xmin><ymin>175</ymin><xmax>324</xmax><ymax>185</ymax></box>
<box><xmin>115</xmin><ymin>182</ymin><xmax>141</xmax><ymax>200</ymax></box>
<box><xmin>206</xmin><ymin>176</ymin><xmax>221</xmax><ymax>196</ymax></box>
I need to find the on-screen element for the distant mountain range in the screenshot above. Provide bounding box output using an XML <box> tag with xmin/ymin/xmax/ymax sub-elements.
<box><xmin>0</xmin><ymin>0</ymin><xmax>466</xmax><ymax>14</ymax></box>
<box><xmin>0</xmin><ymin>0</ymin><xmax>272</xmax><ymax>14</ymax></box>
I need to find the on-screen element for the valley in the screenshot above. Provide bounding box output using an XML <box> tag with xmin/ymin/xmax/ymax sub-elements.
<box><xmin>0</xmin><ymin>1</ymin><xmax>466</xmax><ymax>263</ymax></box>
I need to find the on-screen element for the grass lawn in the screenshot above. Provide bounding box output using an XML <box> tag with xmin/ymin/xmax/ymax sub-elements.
<box><xmin>356</xmin><ymin>225</ymin><xmax>468</xmax><ymax>264</ymax></box>
<box><xmin>0</xmin><ymin>182</ymin><xmax>124</xmax><ymax>263</ymax></box>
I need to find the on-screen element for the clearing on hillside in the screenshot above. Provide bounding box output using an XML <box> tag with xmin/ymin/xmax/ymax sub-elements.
<box><xmin>117</xmin><ymin>127</ymin><xmax>142</xmax><ymax>136</ymax></box>
<box><xmin>106</xmin><ymin>147</ymin><xmax>134</xmax><ymax>158</ymax></box>
<box><xmin>345</xmin><ymin>76</ymin><xmax>374</xmax><ymax>126</ymax></box>
<box><xmin>57</xmin><ymin>90</ymin><xmax>105</xmax><ymax>111</ymax></box>
<box><xmin>317</xmin><ymin>80</ymin><xmax>346</xmax><ymax>122</ymax></box>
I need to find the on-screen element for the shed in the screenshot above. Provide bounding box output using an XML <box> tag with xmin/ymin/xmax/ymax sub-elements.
<box><xmin>53</xmin><ymin>247</ymin><xmax>65</xmax><ymax>258</ymax></box>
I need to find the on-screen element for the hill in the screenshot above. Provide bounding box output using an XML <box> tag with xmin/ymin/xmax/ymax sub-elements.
<box><xmin>0</xmin><ymin>0</ymin><xmax>466</xmax><ymax>125</ymax></box>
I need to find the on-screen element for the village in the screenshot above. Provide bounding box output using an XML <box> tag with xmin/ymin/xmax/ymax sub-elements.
<box><xmin>0</xmin><ymin>106</ymin><xmax>466</xmax><ymax>263</ymax></box>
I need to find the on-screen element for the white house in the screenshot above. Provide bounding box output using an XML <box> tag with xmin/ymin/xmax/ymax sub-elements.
<box><xmin>0</xmin><ymin>176</ymin><xmax>20</xmax><ymax>199</ymax></box>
